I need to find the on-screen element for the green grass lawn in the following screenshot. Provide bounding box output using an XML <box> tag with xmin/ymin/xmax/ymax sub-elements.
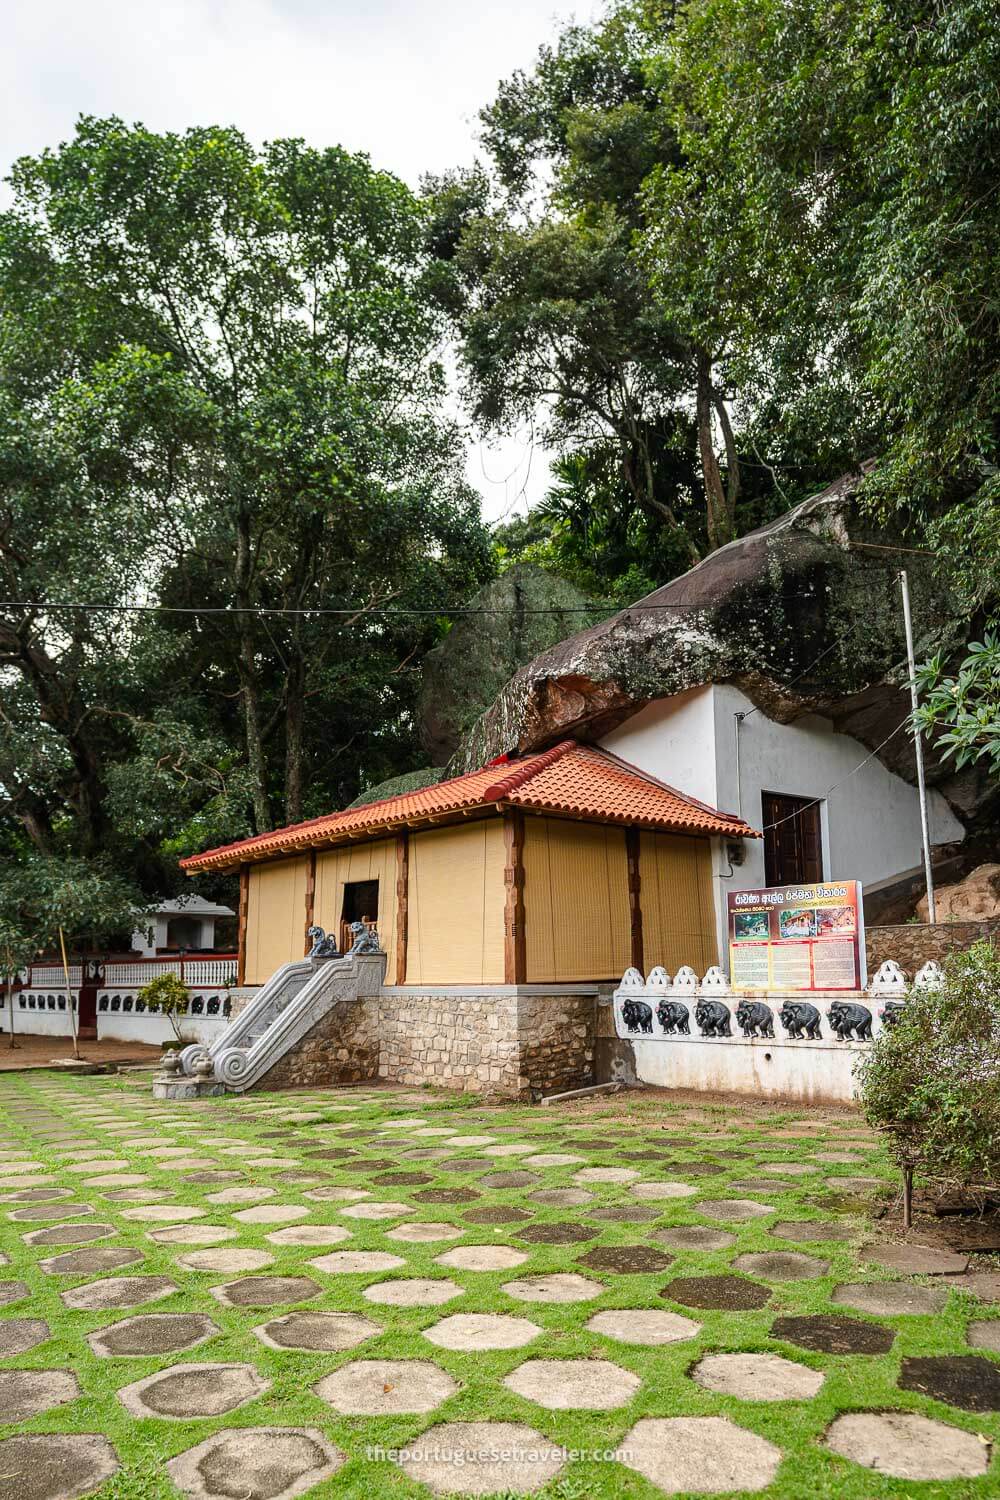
<box><xmin>0</xmin><ymin>1074</ymin><xmax>997</xmax><ymax>1499</ymax></box>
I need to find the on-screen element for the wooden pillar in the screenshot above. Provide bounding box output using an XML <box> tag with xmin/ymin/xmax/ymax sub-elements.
<box><xmin>395</xmin><ymin>831</ymin><xmax>409</xmax><ymax>985</ymax></box>
<box><xmin>236</xmin><ymin>864</ymin><xmax>250</xmax><ymax>987</ymax></box>
<box><xmin>626</xmin><ymin>826</ymin><xmax>643</xmax><ymax>974</ymax></box>
<box><xmin>303</xmin><ymin>850</ymin><xmax>316</xmax><ymax>956</ymax></box>
<box><xmin>503</xmin><ymin>810</ymin><xmax>526</xmax><ymax>984</ymax></box>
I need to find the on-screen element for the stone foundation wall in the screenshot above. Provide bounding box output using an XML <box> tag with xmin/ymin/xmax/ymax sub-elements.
<box><xmin>866</xmin><ymin>920</ymin><xmax>1000</xmax><ymax>975</ymax></box>
<box><xmin>228</xmin><ymin>985</ymin><xmax>600</xmax><ymax>1100</ymax></box>
<box><xmin>252</xmin><ymin>998</ymin><xmax>380</xmax><ymax>1092</ymax></box>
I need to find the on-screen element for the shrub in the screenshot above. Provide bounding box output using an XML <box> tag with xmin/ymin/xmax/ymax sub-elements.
<box><xmin>138</xmin><ymin>972</ymin><xmax>191</xmax><ymax>1043</ymax></box>
<box><xmin>858</xmin><ymin>941</ymin><xmax>1000</xmax><ymax>1190</ymax></box>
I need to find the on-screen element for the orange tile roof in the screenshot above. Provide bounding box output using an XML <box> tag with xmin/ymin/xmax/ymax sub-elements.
<box><xmin>180</xmin><ymin>741</ymin><xmax>759</xmax><ymax>872</ymax></box>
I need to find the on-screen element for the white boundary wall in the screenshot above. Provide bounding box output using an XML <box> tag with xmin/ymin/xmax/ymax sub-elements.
<box><xmin>611</xmin><ymin>959</ymin><xmax>922</xmax><ymax>1104</ymax></box>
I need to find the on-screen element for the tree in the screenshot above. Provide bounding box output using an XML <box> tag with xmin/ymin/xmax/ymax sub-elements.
<box><xmin>429</xmin><ymin>2</ymin><xmax>785</xmax><ymax>568</ymax></box>
<box><xmin>0</xmin><ymin>854</ymin><xmax>140</xmax><ymax>1054</ymax></box>
<box><xmin>0</xmin><ymin>119</ymin><xmax>492</xmax><ymax>885</ymax></box>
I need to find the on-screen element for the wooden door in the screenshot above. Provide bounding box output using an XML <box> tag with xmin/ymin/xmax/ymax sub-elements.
<box><xmin>762</xmin><ymin>792</ymin><xmax>823</xmax><ymax>886</ymax></box>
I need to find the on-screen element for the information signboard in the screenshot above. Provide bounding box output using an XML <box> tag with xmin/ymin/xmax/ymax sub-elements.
<box><xmin>727</xmin><ymin>881</ymin><xmax>866</xmax><ymax>993</ymax></box>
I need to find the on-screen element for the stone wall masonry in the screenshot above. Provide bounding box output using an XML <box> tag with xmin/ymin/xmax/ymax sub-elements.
<box><xmin>866</xmin><ymin>920</ymin><xmax>999</xmax><ymax>975</ymax></box>
<box><xmin>252</xmin><ymin>997</ymin><xmax>380</xmax><ymax>1092</ymax></box>
<box><xmin>230</xmin><ymin>984</ymin><xmax>600</xmax><ymax>1100</ymax></box>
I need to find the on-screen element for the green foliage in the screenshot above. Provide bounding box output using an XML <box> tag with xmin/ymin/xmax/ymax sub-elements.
<box><xmin>0</xmin><ymin>118</ymin><xmax>492</xmax><ymax>906</ymax></box>
<box><xmin>859</xmin><ymin>942</ymin><xmax>1000</xmax><ymax>1185</ymax></box>
<box><xmin>138</xmin><ymin>972</ymin><xmax>191</xmax><ymax>1041</ymax></box>
<box><xmin>916</xmin><ymin>636</ymin><xmax>1000</xmax><ymax>777</ymax></box>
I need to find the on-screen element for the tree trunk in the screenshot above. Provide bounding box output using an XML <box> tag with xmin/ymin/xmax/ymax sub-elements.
<box><xmin>284</xmin><ymin>648</ymin><xmax>305</xmax><ymax>825</ymax></box>
<box><xmin>234</xmin><ymin>505</ymin><xmax>272</xmax><ymax>833</ymax></box>
<box><xmin>696</xmin><ymin>349</ymin><xmax>733</xmax><ymax>553</ymax></box>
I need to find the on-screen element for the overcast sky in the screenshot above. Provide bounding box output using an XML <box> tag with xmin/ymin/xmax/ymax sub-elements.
<box><xmin>4</xmin><ymin>0</ymin><xmax>584</xmax><ymax>519</ymax></box>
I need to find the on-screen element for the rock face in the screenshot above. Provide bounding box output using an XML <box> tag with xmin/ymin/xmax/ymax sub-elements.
<box><xmin>452</xmin><ymin>476</ymin><xmax>985</xmax><ymax>831</ymax></box>
<box><xmin>917</xmin><ymin>864</ymin><xmax>1000</xmax><ymax>921</ymax></box>
<box><xmin>419</xmin><ymin>563</ymin><xmax>598</xmax><ymax>763</ymax></box>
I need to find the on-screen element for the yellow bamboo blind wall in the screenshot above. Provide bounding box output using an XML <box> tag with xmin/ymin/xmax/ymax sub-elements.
<box><xmin>639</xmin><ymin>830</ymin><xmax>718</xmax><ymax>974</ymax></box>
<box><xmin>313</xmin><ymin>839</ymin><xmax>398</xmax><ymax>979</ymax></box>
<box><xmin>245</xmin><ymin>856</ymin><xmax>310</xmax><ymax>984</ymax></box>
<box><xmin>523</xmin><ymin>816</ymin><xmax>631</xmax><ymax>982</ymax></box>
<box><xmin>405</xmin><ymin>820</ymin><xmax>505</xmax><ymax>984</ymax></box>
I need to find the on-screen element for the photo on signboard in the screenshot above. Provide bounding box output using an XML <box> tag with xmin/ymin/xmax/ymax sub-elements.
<box><xmin>778</xmin><ymin>907</ymin><xmax>816</xmax><ymax>939</ymax></box>
<box><xmin>815</xmin><ymin>904</ymin><xmax>856</xmax><ymax>936</ymax></box>
<box><xmin>733</xmin><ymin>910</ymin><xmax>771</xmax><ymax>940</ymax></box>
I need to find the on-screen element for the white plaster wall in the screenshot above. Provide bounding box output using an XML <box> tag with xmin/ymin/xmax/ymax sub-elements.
<box><xmin>600</xmin><ymin>682</ymin><xmax>965</xmax><ymax>972</ymax></box>
<box><xmin>629</xmin><ymin>1035</ymin><xmax>865</xmax><ymax>1104</ymax></box>
<box><xmin>3</xmin><ymin>1005</ymin><xmax>75</xmax><ymax>1037</ymax></box>
<box><xmin>601</xmin><ymin>686</ymin><xmax>719</xmax><ymax>807</ymax></box>
<box><xmin>712</xmin><ymin>683</ymin><xmax>964</xmax><ymax>896</ymax></box>
<box><xmin>97</xmin><ymin>1012</ymin><xmax>228</xmax><ymax>1046</ymax></box>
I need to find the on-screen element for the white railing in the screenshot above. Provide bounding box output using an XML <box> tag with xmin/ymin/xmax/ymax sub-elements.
<box><xmin>101</xmin><ymin>955</ymin><xmax>237</xmax><ymax>986</ymax></box>
<box><xmin>25</xmin><ymin>964</ymin><xmax>82</xmax><ymax>987</ymax></box>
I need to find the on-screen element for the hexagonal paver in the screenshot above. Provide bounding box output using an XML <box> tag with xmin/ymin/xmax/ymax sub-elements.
<box><xmin>692</xmin><ymin>1352</ymin><xmax>824</xmax><ymax>1400</ymax></box>
<box><xmin>255</xmin><ymin>1310</ymin><xmax>381</xmax><ymax>1352</ymax></box>
<box><xmin>117</xmin><ymin>1362</ymin><xmax>269</xmax><ymax>1419</ymax></box>
<box><xmin>733</xmin><ymin>1251</ymin><xmax>829</xmax><ymax>1281</ymax></box>
<box><xmin>522</xmin><ymin>1153</ymin><xmax>583</xmax><ymax>1168</ymax></box>
<box><xmin>771</xmin><ymin>1220</ymin><xmax>854</xmax><ymax>1243</ymax></box>
<box><xmin>9</xmin><ymin>1202</ymin><xmax>95</xmax><ymax>1222</ymax></box>
<box><xmin>423</xmin><ymin>1314</ymin><xmax>541</xmax><ymax>1351</ymax></box>
<box><xmin>770</xmin><ymin>1314</ymin><xmax>895</xmax><ymax>1355</ymax></box>
<box><xmin>865</xmin><ymin>1243</ymin><xmax>969</xmax><ymax>1275</ymax></box>
<box><xmin>120</xmin><ymin>1204</ymin><xmax>206</xmax><ymax>1222</ymax></box>
<box><xmin>899</xmin><ymin>1354</ymin><xmax>1000</xmax><ymax>1412</ymax></box>
<box><xmin>22</xmin><ymin>1221</ymin><xmax>116</xmax><ymax>1247</ymax></box>
<box><xmin>363</xmin><ymin>1278</ymin><xmax>464</xmax><ymax>1307</ymax></box>
<box><xmin>0</xmin><ymin>1434</ymin><xmax>119</xmax><ymax>1499</ymax></box>
<box><xmin>617</xmin><ymin>1416</ymin><xmax>781</xmax><ymax>1493</ymax></box>
<box><xmin>0</xmin><ymin>1279</ymin><xmax>28</xmax><ymax>1305</ymax></box>
<box><xmin>395</xmin><ymin>1421</ymin><xmax>565</xmax><ymax>1495</ymax></box>
<box><xmin>205</xmin><ymin>1186</ymin><xmax>277</xmax><ymax>1204</ymax></box>
<box><xmin>0</xmin><ymin>1369</ymin><xmax>79</xmax><ymax>1420</ymax></box>
<box><xmin>88</xmin><ymin>1313</ymin><xmax>218</xmax><ymax>1357</ymax></box>
<box><xmin>662</xmin><ymin>1276</ymin><xmax>771</xmax><ymax>1311</ymax></box>
<box><xmin>303</xmin><ymin>1186</ymin><xmax>370</xmax><ymax>1202</ymax></box>
<box><xmin>167</xmin><ymin>1427</ymin><xmax>344</xmax><ymax>1500</ymax></box>
<box><xmin>630</xmin><ymin>1181</ymin><xmax>697</xmax><ymax>1200</ymax></box>
<box><xmin>653</xmin><ymin>1227</ymin><xmax>737</xmax><ymax>1252</ymax></box>
<box><xmin>262</xmin><ymin>1224</ymin><xmax>352</xmax><ymax>1247</ymax></box>
<box><xmin>339</xmin><ymin>1200</ymin><xmax>413</xmax><ymax>1220</ymax></box>
<box><xmin>435</xmin><ymin>1245</ymin><xmax>528</xmax><ymax>1272</ymax></box>
<box><xmin>0</xmin><ymin>1317</ymin><xmax>50</xmax><ymax>1356</ymax></box>
<box><xmin>587</xmin><ymin>1309</ymin><xmax>701</xmax><ymax>1345</ymax></box>
<box><xmin>502</xmin><ymin>1273</ymin><xmax>604</xmax><ymax>1304</ymax></box>
<box><xmin>39</xmin><ymin>1246</ymin><xmax>142</xmax><ymax>1275</ymax></box>
<box><xmin>60</xmin><ymin>1275</ymin><xmax>177</xmax><ymax>1311</ymax></box>
<box><xmin>695</xmin><ymin>1199</ymin><xmax>774</xmax><ymax>1221</ymax></box>
<box><xmin>968</xmin><ymin>1320</ymin><xmax>1000</xmax><ymax>1352</ymax></box>
<box><xmin>310</xmin><ymin>1250</ymin><xmax>406</xmax><ymax>1275</ymax></box>
<box><xmin>516</xmin><ymin>1222</ymin><xmax>596</xmax><ymax>1245</ymax></box>
<box><xmin>386</xmin><ymin>1222</ymin><xmax>464</xmax><ymax>1243</ymax></box>
<box><xmin>824</xmin><ymin>1412</ymin><xmax>989</xmax><ymax>1479</ymax></box>
<box><xmin>148</xmin><ymin>1225</ymin><xmax>238</xmax><ymax>1245</ymax></box>
<box><xmin>504</xmin><ymin>1357</ymin><xmax>640</xmax><ymax>1410</ymax></box>
<box><xmin>529</xmin><ymin>1188</ymin><xmax>593</xmax><ymax>1208</ymax></box>
<box><xmin>178</xmin><ymin>1249</ymin><xmax>276</xmax><ymax>1273</ymax></box>
<box><xmin>573</xmin><ymin>1167</ymin><xmax>639</xmax><ymax>1184</ymax></box>
<box><xmin>831</xmin><ymin>1282</ymin><xmax>947</xmax><ymax>1316</ymax></box>
<box><xmin>317</xmin><ymin>1358</ymin><xmax>458</xmax><ymax>1414</ymax></box>
<box><xmin>211</xmin><ymin>1276</ymin><xmax>322</xmax><ymax>1308</ymax></box>
<box><xmin>578</xmin><ymin>1246</ymin><xmax>673</xmax><ymax>1275</ymax></box>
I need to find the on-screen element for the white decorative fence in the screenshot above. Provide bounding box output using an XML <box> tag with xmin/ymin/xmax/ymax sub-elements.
<box><xmin>611</xmin><ymin>958</ymin><xmax>943</xmax><ymax>1103</ymax></box>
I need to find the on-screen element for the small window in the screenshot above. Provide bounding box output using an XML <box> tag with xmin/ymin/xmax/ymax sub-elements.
<box><xmin>122</xmin><ymin>997</ymin><xmax>134</xmax><ymax>1012</ymax></box>
<box><xmin>342</xmin><ymin>880</ymin><xmax>379</xmax><ymax>925</ymax></box>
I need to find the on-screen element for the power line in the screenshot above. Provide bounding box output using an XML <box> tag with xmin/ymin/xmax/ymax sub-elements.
<box><xmin>0</xmin><ymin>595</ymin><xmax>832</xmax><ymax>619</ymax></box>
<box><xmin>759</xmin><ymin>719</ymin><xmax>911</xmax><ymax>832</ymax></box>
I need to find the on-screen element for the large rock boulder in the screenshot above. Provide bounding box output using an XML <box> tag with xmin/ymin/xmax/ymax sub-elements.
<box><xmin>916</xmin><ymin>864</ymin><xmax>1000</xmax><ymax>922</ymax></box>
<box><xmin>452</xmin><ymin>474</ymin><xmax>988</xmax><ymax>830</ymax></box>
<box><xmin>418</xmin><ymin>564</ymin><xmax>599</xmax><ymax>763</ymax></box>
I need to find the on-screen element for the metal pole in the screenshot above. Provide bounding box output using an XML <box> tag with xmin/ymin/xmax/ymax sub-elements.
<box><xmin>899</xmin><ymin>570</ymin><xmax>936</xmax><ymax>923</ymax></box>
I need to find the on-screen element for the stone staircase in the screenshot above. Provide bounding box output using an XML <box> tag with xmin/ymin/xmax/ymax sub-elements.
<box><xmin>176</xmin><ymin>949</ymin><xmax>385</xmax><ymax>1092</ymax></box>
